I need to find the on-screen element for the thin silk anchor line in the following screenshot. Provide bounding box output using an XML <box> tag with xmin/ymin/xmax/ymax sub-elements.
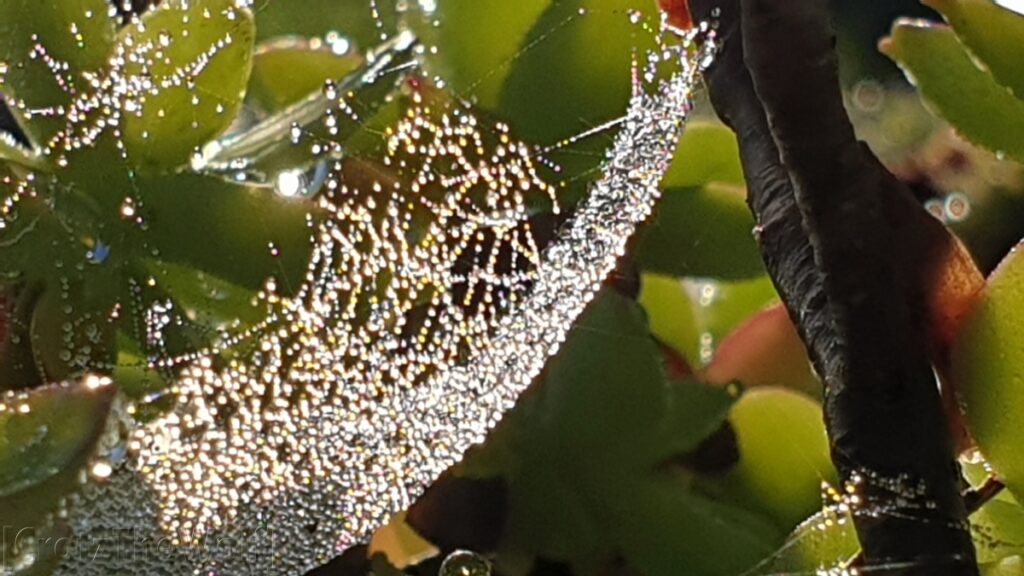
<box><xmin>53</xmin><ymin>29</ymin><xmax>717</xmax><ymax>576</ymax></box>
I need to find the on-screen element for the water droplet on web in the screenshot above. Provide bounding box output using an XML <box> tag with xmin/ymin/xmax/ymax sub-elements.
<box><xmin>90</xmin><ymin>459</ymin><xmax>114</xmax><ymax>480</ymax></box>
<box><xmin>323</xmin><ymin>79</ymin><xmax>339</xmax><ymax>100</ymax></box>
<box><xmin>274</xmin><ymin>162</ymin><xmax>328</xmax><ymax>198</ymax></box>
<box><xmin>120</xmin><ymin>197</ymin><xmax>138</xmax><ymax>218</ymax></box>
<box><xmin>275</xmin><ymin>170</ymin><xmax>305</xmax><ymax>197</ymax></box>
<box><xmin>5</xmin><ymin>542</ymin><xmax>37</xmax><ymax>573</ymax></box>
<box><xmin>324</xmin><ymin>31</ymin><xmax>351</xmax><ymax>55</ymax></box>
<box><xmin>440</xmin><ymin>550</ymin><xmax>491</xmax><ymax>576</ymax></box>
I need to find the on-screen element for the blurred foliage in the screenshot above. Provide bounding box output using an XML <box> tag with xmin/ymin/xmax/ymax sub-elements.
<box><xmin>831</xmin><ymin>0</ymin><xmax>940</xmax><ymax>83</ymax></box>
<box><xmin>0</xmin><ymin>0</ymin><xmax>1024</xmax><ymax>575</ymax></box>
<box><xmin>884</xmin><ymin>21</ymin><xmax>1024</xmax><ymax>163</ymax></box>
<box><xmin>953</xmin><ymin>246</ymin><xmax>1024</xmax><ymax>501</ymax></box>
<box><xmin>458</xmin><ymin>290</ymin><xmax>785</xmax><ymax>576</ymax></box>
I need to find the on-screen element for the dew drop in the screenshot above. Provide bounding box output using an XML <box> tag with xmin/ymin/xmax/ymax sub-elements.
<box><xmin>120</xmin><ymin>197</ymin><xmax>137</xmax><ymax>219</ymax></box>
<box><xmin>274</xmin><ymin>170</ymin><xmax>305</xmax><ymax>198</ymax></box>
<box><xmin>324</xmin><ymin>32</ymin><xmax>351</xmax><ymax>55</ymax></box>
<box><xmin>439</xmin><ymin>551</ymin><xmax>491</xmax><ymax>576</ymax></box>
<box><xmin>323</xmin><ymin>79</ymin><xmax>339</xmax><ymax>101</ymax></box>
<box><xmin>91</xmin><ymin>460</ymin><xmax>114</xmax><ymax>480</ymax></box>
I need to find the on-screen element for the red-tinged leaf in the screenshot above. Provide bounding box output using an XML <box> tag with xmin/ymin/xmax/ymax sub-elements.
<box><xmin>658</xmin><ymin>0</ymin><xmax>693</xmax><ymax>29</ymax></box>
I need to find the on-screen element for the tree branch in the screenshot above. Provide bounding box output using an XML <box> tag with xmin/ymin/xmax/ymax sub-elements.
<box><xmin>687</xmin><ymin>0</ymin><xmax>977</xmax><ymax>571</ymax></box>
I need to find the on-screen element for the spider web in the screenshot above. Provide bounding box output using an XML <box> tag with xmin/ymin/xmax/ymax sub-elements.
<box><xmin>0</xmin><ymin>1</ymin><xmax>724</xmax><ymax>574</ymax></box>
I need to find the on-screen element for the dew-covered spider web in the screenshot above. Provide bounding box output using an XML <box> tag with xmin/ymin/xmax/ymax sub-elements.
<box><xmin>1</xmin><ymin>2</ymin><xmax>996</xmax><ymax>575</ymax></box>
<box><xmin>0</xmin><ymin>0</ymin><xmax>721</xmax><ymax>574</ymax></box>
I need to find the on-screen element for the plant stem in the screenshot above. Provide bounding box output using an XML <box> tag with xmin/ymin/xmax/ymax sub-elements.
<box><xmin>686</xmin><ymin>0</ymin><xmax>978</xmax><ymax>572</ymax></box>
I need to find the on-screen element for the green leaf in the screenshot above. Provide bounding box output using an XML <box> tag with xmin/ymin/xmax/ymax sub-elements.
<box><xmin>112</xmin><ymin>331</ymin><xmax>167</xmax><ymax>404</ymax></box>
<box><xmin>984</xmin><ymin>556</ymin><xmax>1024</xmax><ymax>576</ymax></box>
<box><xmin>468</xmin><ymin>289</ymin><xmax>783</xmax><ymax>575</ymax></box>
<box><xmin>962</xmin><ymin>454</ymin><xmax>1018</xmax><ymax>505</ymax></box>
<box><xmin>198</xmin><ymin>33</ymin><xmax>417</xmax><ymax>179</ymax></box>
<box><xmin>132</xmin><ymin>257</ymin><xmax>267</xmax><ymax>378</ymax></box>
<box><xmin>925</xmin><ymin>0</ymin><xmax>1024</xmax><ymax>99</ymax></box>
<box><xmin>137</xmin><ymin>173</ymin><xmax>315</xmax><ymax>293</ymax></box>
<box><xmin>144</xmin><ymin>258</ymin><xmax>265</xmax><ymax>329</ymax></box>
<box><xmin>952</xmin><ymin>244</ymin><xmax>1024</xmax><ymax>501</ymax></box>
<box><xmin>719</xmin><ymin>388</ymin><xmax>836</xmax><ymax>529</ymax></box>
<box><xmin>639</xmin><ymin>272</ymin><xmax>700</xmax><ymax>362</ymax></box>
<box><xmin>29</xmin><ymin>281</ymin><xmax>117</xmax><ymax>382</ymax></box>
<box><xmin>0</xmin><ymin>177</ymin><xmax>127</xmax><ymax>383</ymax></box>
<box><xmin>406</xmin><ymin>0</ymin><xmax>550</xmax><ymax>110</ymax></box>
<box><xmin>0</xmin><ymin>173</ymin><xmax>126</xmax><ymax>385</ymax></box>
<box><xmin>634</xmin><ymin>121</ymin><xmax>760</xmax><ymax>280</ymax></box>
<box><xmin>0</xmin><ymin>378</ymin><xmax>115</xmax><ymax>573</ymax></box>
<box><xmin>883</xmin><ymin>21</ymin><xmax>1024</xmax><ymax>163</ymax></box>
<box><xmin>691</xmin><ymin>275</ymin><xmax>781</xmax><ymax>364</ymax></box>
<box><xmin>641</xmin><ymin>274</ymin><xmax>780</xmax><ymax>368</ymax></box>
<box><xmin>406</xmin><ymin>0</ymin><xmax>663</xmax><ymax>200</ymax></box>
<box><xmin>616</xmin><ymin>477</ymin><xmax>787</xmax><ymax>576</ymax></box>
<box><xmin>974</xmin><ymin>498</ymin><xmax>1024</xmax><ymax>564</ymax></box>
<box><xmin>0</xmin><ymin>0</ymin><xmax>115</xmax><ymax>147</ymax></box>
<box><xmin>498</xmin><ymin>0</ymin><xmax>658</xmax><ymax>146</ymax></box>
<box><xmin>253</xmin><ymin>0</ymin><xmax>398</xmax><ymax>53</ymax></box>
<box><xmin>0</xmin><ymin>133</ymin><xmax>46</xmax><ymax>172</ymax></box>
<box><xmin>0</xmin><ymin>378</ymin><xmax>115</xmax><ymax>497</ymax></box>
<box><xmin>0</xmin><ymin>175</ymin><xmax>97</xmax><ymax>288</ymax></box>
<box><xmin>751</xmin><ymin>510</ymin><xmax>859</xmax><ymax>574</ymax></box>
<box><xmin>0</xmin><ymin>283</ymin><xmax>45</xmax><ymax>392</ymax></box>
<box><xmin>116</xmin><ymin>0</ymin><xmax>256</xmax><ymax>170</ymax></box>
<box><xmin>2</xmin><ymin>170</ymin><xmax>311</xmax><ymax>387</ymax></box>
<box><xmin>636</xmin><ymin>182</ymin><xmax>764</xmax><ymax>280</ymax></box>
<box><xmin>665</xmin><ymin>122</ymin><xmax>745</xmax><ymax>189</ymax></box>
<box><xmin>248</xmin><ymin>37</ymin><xmax>362</xmax><ymax>113</ymax></box>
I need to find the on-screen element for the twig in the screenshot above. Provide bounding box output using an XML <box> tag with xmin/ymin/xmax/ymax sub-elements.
<box><xmin>845</xmin><ymin>475</ymin><xmax>1005</xmax><ymax>569</ymax></box>
<box><xmin>686</xmin><ymin>0</ymin><xmax>978</xmax><ymax>572</ymax></box>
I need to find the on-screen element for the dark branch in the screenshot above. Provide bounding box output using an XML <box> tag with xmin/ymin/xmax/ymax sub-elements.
<box><xmin>688</xmin><ymin>0</ymin><xmax>977</xmax><ymax>571</ymax></box>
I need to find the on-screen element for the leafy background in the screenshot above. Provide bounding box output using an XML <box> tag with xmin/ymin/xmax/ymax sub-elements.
<box><xmin>1</xmin><ymin>1</ymin><xmax>1024</xmax><ymax>575</ymax></box>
